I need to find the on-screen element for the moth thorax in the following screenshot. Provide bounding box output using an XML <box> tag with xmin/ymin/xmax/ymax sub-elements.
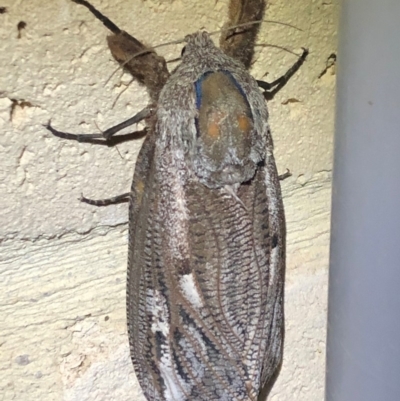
<box><xmin>195</xmin><ymin>70</ymin><xmax>257</xmax><ymax>186</ymax></box>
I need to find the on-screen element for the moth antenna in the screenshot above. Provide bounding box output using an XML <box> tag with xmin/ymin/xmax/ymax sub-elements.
<box><xmin>256</xmin><ymin>43</ymin><xmax>304</xmax><ymax>58</ymax></box>
<box><xmin>208</xmin><ymin>19</ymin><xmax>302</xmax><ymax>37</ymax></box>
<box><xmin>103</xmin><ymin>39</ymin><xmax>185</xmax><ymax>87</ymax></box>
<box><xmin>103</xmin><ymin>19</ymin><xmax>300</xmax><ymax>86</ymax></box>
<box><xmin>111</xmin><ymin>78</ymin><xmax>135</xmax><ymax>108</ymax></box>
<box><xmin>73</xmin><ymin>0</ymin><xmax>170</xmax><ymax>100</ymax></box>
<box><xmin>74</xmin><ymin>0</ymin><xmax>302</xmax><ymax>92</ymax></box>
<box><xmin>217</xmin><ymin>20</ymin><xmax>302</xmax><ymax>63</ymax></box>
<box><xmin>219</xmin><ymin>0</ymin><xmax>301</xmax><ymax>68</ymax></box>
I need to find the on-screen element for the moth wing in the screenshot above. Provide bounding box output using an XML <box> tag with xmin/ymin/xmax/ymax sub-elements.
<box><xmin>127</xmin><ymin>130</ymin><xmax>285</xmax><ymax>400</ymax></box>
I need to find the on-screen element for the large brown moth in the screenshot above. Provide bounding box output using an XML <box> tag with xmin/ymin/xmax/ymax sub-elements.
<box><xmin>47</xmin><ymin>0</ymin><xmax>307</xmax><ymax>400</ymax></box>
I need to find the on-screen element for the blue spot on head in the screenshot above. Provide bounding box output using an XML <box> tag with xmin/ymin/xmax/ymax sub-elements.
<box><xmin>194</xmin><ymin>70</ymin><xmax>247</xmax><ymax>110</ymax></box>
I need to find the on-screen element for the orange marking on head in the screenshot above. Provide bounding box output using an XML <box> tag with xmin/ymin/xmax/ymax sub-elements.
<box><xmin>237</xmin><ymin>114</ymin><xmax>251</xmax><ymax>133</ymax></box>
<box><xmin>208</xmin><ymin>121</ymin><xmax>220</xmax><ymax>139</ymax></box>
<box><xmin>207</xmin><ymin>112</ymin><xmax>224</xmax><ymax>139</ymax></box>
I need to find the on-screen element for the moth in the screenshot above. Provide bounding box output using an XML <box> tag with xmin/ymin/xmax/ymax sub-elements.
<box><xmin>47</xmin><ymin>0</ymin><xmax>307</xmax><ymax>400</ymax></box>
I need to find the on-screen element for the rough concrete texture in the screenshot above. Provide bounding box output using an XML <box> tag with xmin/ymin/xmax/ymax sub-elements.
<box><xmin>0</xmin><ymin>0</ymin><xmax>338</xmax><ymax>400</ymax></box>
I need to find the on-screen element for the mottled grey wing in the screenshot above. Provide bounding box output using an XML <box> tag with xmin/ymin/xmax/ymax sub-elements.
<box><xmin>127</xmin><ymin>128</ymin><xmax>285</xmax><ymax>401</ymax></box>
<box><xmin>183</xmin><ymin>154</ymin><xmax>285</xmax><ymax>400</ymax></box>
<box><xmin>126</xmin><ymin>129</ymin><xmax>162</xmax><ymax>398</ymax></box>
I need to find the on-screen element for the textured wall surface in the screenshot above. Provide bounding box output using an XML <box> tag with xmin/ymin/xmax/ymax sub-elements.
<box><xmin>0</xmin><ymin>0</ymin><xmax>338</xmax><ymax>400</ymax></box>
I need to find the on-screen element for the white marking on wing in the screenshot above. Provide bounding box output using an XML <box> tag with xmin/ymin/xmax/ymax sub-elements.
<box><xmin>269</xmin><ymin>246</ymin><xmax>279</xmax><ymax>282</ymax></box>
<box><xmin>180</xmin><ymin>273</ymin><xmax>203</xmax><ymax>309</ymax></box>
<box><xmin>160</xmin><ymin>349</ymin><xmax>186</xmax><ymax>401</ymax></box>
<box><xmin>147</xmin><ymin>289</ymin><xmax>190</xmax><ymax>401</ymax></box>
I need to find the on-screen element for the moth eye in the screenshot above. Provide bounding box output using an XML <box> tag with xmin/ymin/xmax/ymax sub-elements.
<box><xmin>181</xmin><ymin>46</ymin><xmax>187</xmax><ymax>57</ymax></box>
<box><xmin>237</xmin><ymin>114</ymin><xmax>252</xmax><ymax>133</ymax></box>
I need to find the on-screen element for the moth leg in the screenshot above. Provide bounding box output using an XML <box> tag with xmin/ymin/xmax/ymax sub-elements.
<box><xmin>72</xmin><ymin>0</ymin><xmax>170</xmax><ymax>101</ymax></box>
<box><xmin>257</xmin><ymin>48</ymin><xmax>309</xmax><ymax>100</ymax></box>
<box><xmin>80</xmin><ymin>192</ymin><xmax>130</xmax><ymax>206</ymax></box>
<box><xmin>278</xmin><ymin>169</ymin><xmax>291</xmax><ymax>181</ymax></box>
<box><xmin>46</xmin><ymin>107</ymin><xmax>151</xmax><ymax>146</ymax></box>
<box><xmin>219</xmin><ymin>0</ymin><xmax>266</xmax><ymax>69</ymax></box>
